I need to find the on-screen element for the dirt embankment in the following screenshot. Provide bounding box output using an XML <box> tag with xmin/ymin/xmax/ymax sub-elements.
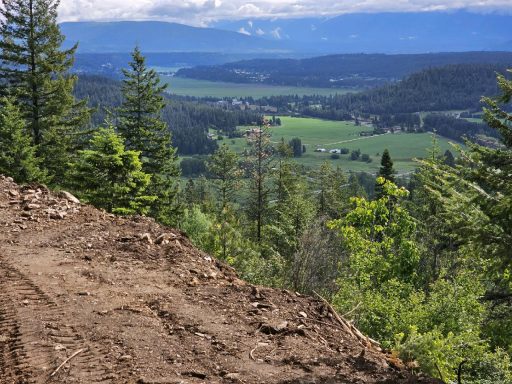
<box><xmin>0</xmin><ymin>175</ymin><xmax>442</xmax><ymax>384</ymax></box>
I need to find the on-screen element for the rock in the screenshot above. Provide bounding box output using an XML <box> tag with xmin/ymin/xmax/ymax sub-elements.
<box><xmin>21</xmin><ymin>211</ymin><xmax>32</xmax><ymax>218</ymax></box>
<box><xmin>77</xmin><ymin>291</ymin><xmax>91</xmax><ymax>296</ymax></box>
<box><xmin>50</xmin><ymin>211</ymin><xmax>66</xmax><ymax>220</ymax></box>
<box><xmin>6</xmin><ymin>177</ymin><xmax>14</xmax><ymax>182</ymax></box>
<box><xmin>59</xmin><ymin>191</ymin><xmax>80</xmax><ymax>204</ymax></box>
<box><xmin>155</xmin><ymin>233</ymin><xmax>177</xmax><ymax>245</ymax></box>
<box><xmin>54</xmin><ymin>344</ymin><xmax>66</xmax><ymax>351</ymax></box>
<box><xmin>139</xmin><ymin>233</ymin><xmax>153</xmax><ymax>244</ymax></box>
<box><xmin>259</xmin><ymin>321</ymin><xmax>289</xmax><ymax>335</ymax></box>
<box><xmin>299</xmin><ymin>311</ymin><xmax>308</xmax><ymax>319</ymax></box>
<box><xmin>224</xmin><ymin>372</ymin><xmax>241</xmax><ymax>381</ymax></box>
<box><xmin>119</xmin><ymin>355</ymin><xmax>133</xmax><ymax>361</ymax></box>
<box><xmin>24</xmin><ymin>203</ymin><xmax>41</xmax><ymax>211</ymax></box>
<box><xmin>8</xmin><ymin>190</ymin><xmax>19</xmax><ymax>197</ymax></box>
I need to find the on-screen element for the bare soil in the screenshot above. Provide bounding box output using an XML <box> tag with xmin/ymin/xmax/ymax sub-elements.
<box><xmin>0</xmin><ymin>175</ymin><xmax>442</xmax><ymax>384</ymax></box>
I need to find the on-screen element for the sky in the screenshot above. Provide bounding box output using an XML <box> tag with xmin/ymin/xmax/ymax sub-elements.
<box><xmin>58</xmin><ymin>0</ymin><xmax>512</xmax><ymax>25</ymax></box>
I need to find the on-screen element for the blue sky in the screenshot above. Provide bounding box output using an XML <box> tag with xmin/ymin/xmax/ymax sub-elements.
<box><xmin>58</xmin><ymin>0</ymin><xmax>512</xmax><ymax>25</ymax></box>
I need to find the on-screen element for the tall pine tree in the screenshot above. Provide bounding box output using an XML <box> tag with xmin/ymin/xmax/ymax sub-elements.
<box><xmin>0</xmin><ymin>0</ymin><xmax>90</xmax><ymax>183</ymax></box>
<box><xmin>118</xmin><ymin>47</ymin><xmax>180</xmax><ymax>224</ymax></box>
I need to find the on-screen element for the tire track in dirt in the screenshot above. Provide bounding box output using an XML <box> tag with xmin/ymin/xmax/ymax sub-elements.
<box><xmin>0</xmin><ymin>259</ymin><xmax>114</xmax><ymax>384</ymax></box>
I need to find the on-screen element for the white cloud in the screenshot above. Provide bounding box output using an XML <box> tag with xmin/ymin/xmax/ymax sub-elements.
<box><xmin>238</xmin><ymin>27</ymin><xmax>251</xmax><ymax>35</ymax></box>
<box><xmin>270</xmin><ymin>27</ymin><xmax>282</xmax><ymax>39</ymax></box>
<box><xmin>255</xmin><ymin>28</ymin><xmax>265</xmax><ymax>35</ymax></box>
<box><xmin>57</xmin><ymin>0</ymin><xmax>512</xmax><ymax>25</ymax></box>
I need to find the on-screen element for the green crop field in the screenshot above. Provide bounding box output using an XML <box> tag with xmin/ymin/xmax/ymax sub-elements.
<box><xmin>161</xmin><ymin>76</ymin><xmax>358</xmax><ymax>98</ymax></box>
<box><xmin>225</xmin><ymin>116</ymin><xmax>457</xmax><ymax>174</ymax></box>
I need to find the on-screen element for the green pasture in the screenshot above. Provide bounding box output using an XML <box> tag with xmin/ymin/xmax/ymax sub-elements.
<box><xmin>161</xmin><ymin>76</ymin><xmax>358</xmax><ymax>98</ymax></box>
<box><xmin>226</xmin><ymin>116</ymin><xmax>457</xmax><ymax>173</ymax></box>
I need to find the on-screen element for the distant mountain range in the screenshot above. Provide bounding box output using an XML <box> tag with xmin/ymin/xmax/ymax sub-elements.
<box><xmin>212</xmin><ymin>11</ymin><xmax>512</xmax><ymax>53</ymax></box>
<box><xmin>61</xmin><ymin>11</ymin><xmax>512</xmax><ymax>55</ymax></box>
<box><xmin>61</xmin><ymin>21</ymin><xmax>284</xmax><ymax>53</ymax></box>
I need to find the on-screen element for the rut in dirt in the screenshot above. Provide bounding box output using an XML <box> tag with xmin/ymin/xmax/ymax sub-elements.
<box><xmin>0</xmin><ymin>260</ymin><xmax>114</xmax><ymax>384</ymax></box>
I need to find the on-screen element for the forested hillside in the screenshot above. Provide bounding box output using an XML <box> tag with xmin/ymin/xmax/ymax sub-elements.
<box><xmin>75</xmin><ymin>75</ymin><xmax>261</xmax><ymax>155</ymax></box>
<box><xmin>176</xmin><ymin>52</ymin><xmax>512</xmax><ymax>88</ymax></box>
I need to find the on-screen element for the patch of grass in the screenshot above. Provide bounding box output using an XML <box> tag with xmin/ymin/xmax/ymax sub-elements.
<box><xmin>161</xmin><ymin>76</ymin><xmax>359</xmax><ymax>98</ymax></box>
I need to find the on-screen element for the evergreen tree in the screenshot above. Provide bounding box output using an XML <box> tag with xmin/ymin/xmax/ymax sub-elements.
<box><xmin>69</xmin><ymin>126</ymin><xmax>155</xmax><ymax>215</ymax></box>
<box><xmin>274</xmin><ymin>138</ymin><xmax>296</xmax><ymax>205</ymax></box>
<box><xmin>0</xmin><ymin>96</ymin><xmax>45</xmax><ymax>183</ymax></box>
<box><xmin>315</xmin><ymin>161</ymin><xmax>348</xmax><ymax>218</ymax></box>
<box><xmin>118</xmin><ymin>47</ymin><xmax>180</xmax><ymax>222</ymax></box>
<box><xmin>207</xmin><ymin>144</ymin><xmax>243</xmax><ymax>259</ymax></box>
<box><xmin>207</xmin><ymin>143</ymin><xmax>242</xmax><ymax>212</ymax></box>
<box><xmin>246</xmin><ymin>123</ymin><xmax>274</xmax><ymax>242</ymax></box>
<box><xmin>0</xmin><ymin>0</ymin><xmax>90</xmax><ymax>183</ymax></box>
<box><xmin>118</xmin><ymin>46</ymin><xmax>174</xmax><ymax>174</ymax></box>
<box><xmin>376</xmin><ymin>149</ymin><xmax>395</xmax><ymax>198</ymax></box>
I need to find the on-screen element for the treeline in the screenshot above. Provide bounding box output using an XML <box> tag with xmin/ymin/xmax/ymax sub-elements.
<box><xmin>423</xmin><ymin>114</ymin><xmax>499</xmax><ymax>141</ymax></box>
<box><xmin>254</xmin><ymin>64</ymin><xmax>509</xmax><ymax>118</ymax></box>
<box><xmin>75</xmin><ymin>75</ymin><xmax>261</xmax><ymax>155</ymax></box>
<box><xmin>176</xmin><ymin>51</ymin><xmax>512</xmax><ymax>88</ymax></box>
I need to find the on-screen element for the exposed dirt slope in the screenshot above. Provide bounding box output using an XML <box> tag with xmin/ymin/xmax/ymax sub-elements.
<box><xmin>0</xmin><ymin>175</ymin><xmax>442</xmax><ymax>384</ymax></box>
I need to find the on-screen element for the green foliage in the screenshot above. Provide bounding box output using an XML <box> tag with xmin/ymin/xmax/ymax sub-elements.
<box><xmin>0</xmin><ymin>0</ymin><xmax>91</xmax><ymax>183</ymax></box>
<box><xmin>315</xmin><ymin>161</ymin><xmax>348</xmax><ymax>218</ymax></box>
<box><xmin>329</xmin><ymin>179</ymin><xmax>419</xmax><ymax>289</ymax></box>
<box><xmin>69</xmin><ymin>127</ymin><xmax>155</xmax><ymax>215</ymax></box>
<box><xmin>0</xmin><ymin>97</ymin><xmax>45</xmax><ymax>183</ymax></box>
<box><xmin>180</xmin><ymin>205</ymin><xmax>215</xmax><ymax>253</ymax></box>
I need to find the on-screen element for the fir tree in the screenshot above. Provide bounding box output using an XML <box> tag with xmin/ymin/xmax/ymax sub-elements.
<box><xmin>0</xmin><ymin>0</ymin><xmax>90</xmax><ymax>183</ymax></box>
<box><xmin>376</xmin><ymin>149</ymin><xmax>395</xmax><ymax>198</ymax></box>
<box><xmin>69</xmin><ymin>126</ymin><xmax>155</xmax><ymax>215</ymax></box>
<box><xmin>0</xmin><ymin>96</ymin><xmax>45</xmax><ymax>183</ymax></box>
<box><xmin>118</xmin><ymin>47</ymin><xmax>180</xmax><ymax>222</ymax></box>
<box><xmin>118</xmin><ymin>46</ymin><xmax>175</xmax><ymax>174</ymax></box>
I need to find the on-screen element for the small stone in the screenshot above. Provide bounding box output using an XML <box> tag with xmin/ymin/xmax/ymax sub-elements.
<box><xmin>8</xmin><ymin>190</ymin><xmax>19</xmax><ymax>197</ymax></box>
<box><xmin>22</xmin><ymin>299</ymin><xmax>29</xmax><ymax>305</ymax></box>
<box><xmin>24</xmin><ymin>203</ymin><xmax>40</xmax><ymax>211</ymax></box>
<box><xmin>54</xmin><ymin>344</ymin><xmax>66</xmax><ymax>351</ymax></box>
<box><xmin>224</xmin><ymin>373</ymin><xmax>241</xmax><ymax>380</ymax></box>
<box><xmin>59</xmin><ymin>191</ymin><xmax>80</xmax><ymax>204</ymax></box>
<box><xmin>155</xmin><ymin>233</ymin><xmax>177</xmax><ymax>245</ymax></box>
<box><xmin>139</xmin><ymin>233</ymin><xmax>153</xmax><ymax>244</ymax></box>
<box><xmin>119</xmin><ymin>355</ymin><xmax>132</xmax><ymax>361</ymax></box>
<box><xmin>50</xmin><ymin>211</ymin><xmax>66</xmax><ymax>220</ymax></box>
<box><xmin>299</xmin><ymin>311</ymin><xmax>308</xmax><ymax>319</ymax></box>
<box><xmin>77</xmin><ymin>291</ymin><xmax>90</xmax><ymax>296</ymax></box>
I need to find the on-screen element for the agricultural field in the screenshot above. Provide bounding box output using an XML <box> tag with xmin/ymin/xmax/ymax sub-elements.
<box><xmin>161</xmin><ymin>76</ymin><xmax>358</xmax><ymax>98</ymax></box>
<box><xmin>225</xmin><ymin>116</ymin><xmax>456</xmax><ymax>174</ymax></box>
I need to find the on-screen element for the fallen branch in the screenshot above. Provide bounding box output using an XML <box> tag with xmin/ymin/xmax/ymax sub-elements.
<box><xmin>435</xmin><ymin>362</ymin><xmax>445</xmax><ymax>383</ymax></box>
<box><xmin>50</xmin><ymin>348</ymin><xmax>86</xmax><ymax>378</ymax></box>
<box><xmin>342</xmin><ymin>302</ymin><xmax>362</xmax><ymax>317</ymax></box>
<box><xmin>313</xmin><ymin>291</ymin><xmax>381</xmax><ymax>351</ymax></box>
